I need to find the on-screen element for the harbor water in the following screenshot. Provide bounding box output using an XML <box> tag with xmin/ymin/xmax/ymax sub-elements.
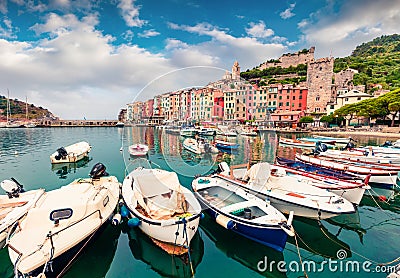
<box><xmin>0</xmin><ymin>127</ymin><xmax>399</xmax><ymax>278</ymax></box>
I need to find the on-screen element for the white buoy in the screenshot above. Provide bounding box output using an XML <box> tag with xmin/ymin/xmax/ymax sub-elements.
<box><xmin>111</xmin><ymin>213</ymin><xmax>121</xmax><ymax>225</ymax></box>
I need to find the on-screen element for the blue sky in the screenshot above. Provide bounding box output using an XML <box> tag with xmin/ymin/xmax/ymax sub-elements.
<box><xmin>0</xmin><ymin>0</ymin><xmax>399</xmax><ymax>119</ymax></box>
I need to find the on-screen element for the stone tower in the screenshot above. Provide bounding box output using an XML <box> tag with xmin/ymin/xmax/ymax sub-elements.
<box><xmin>306</xmin><ymin>57</ymin><xmax>334</xmax><ymax>114</ymax></box>
<box><xmin>232</xmin><ymin>61</ymin><xmax>240</xmax><ymax>80</ymax></box>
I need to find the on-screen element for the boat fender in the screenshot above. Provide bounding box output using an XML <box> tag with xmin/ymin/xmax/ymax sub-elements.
<box><xmin>111</xmin><ymin>213</ymin><xmax>121</xmax><ymax>226</ymax></box>
<box><xmin>378</xmin><ymin>195</ymin><xmax>387</xmax><ymax>202</ymax></box>
<box><xmin>120</xmin><ymin>205</ymin><xmax>130</xmax><ymax>218</ymax></box>
<box><xmin>287</xmin><ymin>211</ymin><xmax>294</xmax><ymax>227</ymax></box>
<box><xmin>216</xmin><ymin>214</ymin><xmax>235</xmax><ymax>230</ymax></box>
<box><xmin>127</xmin><ymin>217</ymin><xmax>141</xmax><ymax>227</ymax></box>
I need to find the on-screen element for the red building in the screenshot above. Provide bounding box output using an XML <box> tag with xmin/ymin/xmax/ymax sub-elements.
<box><xmin>276</xmin><ymin>85</ymin><xmax>308</xmax><ymax>112</ymax></box>
<box><xmin>212</xmin><ymin>90</ymin><xmax>224</xmax><ymax>122</ymax></box>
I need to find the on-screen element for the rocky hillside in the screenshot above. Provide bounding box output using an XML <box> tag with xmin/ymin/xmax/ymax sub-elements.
<box><xmin>0</xmin><ymin>95</ymin><xmax>54</xmax><ymax>121</ymax></box>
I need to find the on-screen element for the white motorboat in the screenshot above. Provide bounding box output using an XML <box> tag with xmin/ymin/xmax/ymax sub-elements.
<box><xmin>8</xmin><ymin>163</ymin><xmax>120</xmax><ymax>277</ymax></box>
<box><xmin>192</xmin><ymin>175</ymin><xmax>294</xmax><ymax>252</ymax></box>
<box><xmin>183</xmin><ymin>138</ymin><xmax>218</xmax><ymax>154</ymax></box>
<box><xmin>180</xmin><ymin>127</ymin><xmax>197</xmax><ymax>137</ymax></box>
<box><xmin>272</xmin><ymin>164</ymin><xmax>369</xmax><ymax>205</ymax></box>
<box><xmin>318</xmin><ymin>149</ymin><xmax>400</xmax><ymax>164</ymax></box>
<box><xmin>121</xmin><ymin>167</ymin><xmax>202</xmax><ymax>255</ymax></box>
<box><xmin>0</xmin><ymin>179</ymin><xmax>45</xmax><ymax>248</ymax></box>
<box><xmin>115</xmin><ymin>121</ymin><xmax>125</xmax><ymax>127</ymax></box>
<box><xmin>296</xmin><ymin>153</ymin><xmax>399</xmax><ymax>190</ymax></box>
<box><xmin>216</xmin><ymin>162</ymin><xmax>356</xmax><ymax>220</ymax></box>
<box><xmin>311</xmin><ymin>135</ymin><xmax>351</xmax><ymax>144</ymax></box>
<box><xmin>217</xmin><ymin>127</ymin><xmax>237</xmax><ymax>137</ymax></box>
<box><xmin>50</xmin><ymin>141</ymin><xmax>91</xmax><ymax>164</ymax></box>
<box><xmin>197</xmin><ymin>127</ymin><xmax>216</xmax><ymax>136</ymax></box>
<box><xmin>128</xmin><ymin>144</ymin><xmax>149</xmax><ymax>157</ymax></box>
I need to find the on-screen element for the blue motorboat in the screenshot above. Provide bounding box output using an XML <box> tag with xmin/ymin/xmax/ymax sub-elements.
<box><xmin>192</xmin><ymin>176</ymin><xmax>294</xmax><ymax>252</ymax></box>
<box><xmin>214</xmin><ymin>139</ymin><xmax>239</xmax><ymax>150</ymax></box>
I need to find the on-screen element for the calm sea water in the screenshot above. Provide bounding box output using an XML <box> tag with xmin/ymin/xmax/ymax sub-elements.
<box><xmin>0</xmin><ymin>127</ymin><xmax>399</xmax><ymax>278</ymax></box>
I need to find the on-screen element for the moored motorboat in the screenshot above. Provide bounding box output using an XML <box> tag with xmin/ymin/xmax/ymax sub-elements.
<box><xmin>214</xmin><ymin>139</ymin><xmax>239</xmax><ymax>151</ymax></box>
<box><xmin>311</xmin><ymin>135</ymin><xmax>351</xmax><ymax>144</ymax></box>
<box><xmin>216</xmin><ymin>162</ymin><xmax>356</xmax><ymax>220</ymax></box>
<box><xmin>276</xmin><ymin>156</ymin><xmax>361</xmax><ymax>180</ymax></box>
<box><xmin>192</xmin><ymin>175</ymin><xmax>294</xmax><ymax>252</ymax></box>
<box><xmin>121</xmin><ymin>167</ymin><xmax>202</xmax><ymax>255</ymax></box>
<box><xmin>128</xmin><ymin>144</ymin><xmax>149</xmax><ymax>157</ymax></box>
<box><xmin>180</xmin><ymin>126</ymin><xmax>197</xmax><ymax>137</ymax></box>
<box><xmin>0</xmin><ymin>180</ymin><xmax>45</xmax><ymax>248</ymax></box>
<box><xmin>183</xmin><ymin>138</ymin><xmax>218</xmax><ymax>154</ymax></box>
<box><xmin>50</xmin><ymin>141</ymin><xmax>91</xmax><ymax>164</ymax></box>
<box><xmin>317</xmin><ymin>148</ymin><xmax>400</xmax><ymax>164</ymax></box>
<box><xmin>272</xmin><ymin>164</ymin><xmax>369</xmax><ymax>205</ymax></box>
<box><xmin>8</xmin><ymin>163</ymin><xmax>120</xmax><ymax>277</ymax></box>
<box><xmin>279</xmin><ymin>137</ymin><xmax>316</xmax><ymax>148</ymax></box>
<box><xmin>295</xmin><ymin>153</ymin><xmax>399</xmax><ymax>190</ymax></box>
<box><xmin>197</xmin><ymin>127</ymin><xmax>216</xmax><ymax>136</ymax></box>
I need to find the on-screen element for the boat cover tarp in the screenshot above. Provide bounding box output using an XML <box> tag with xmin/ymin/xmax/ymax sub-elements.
<box><xmin>134</xmin><ymin>171</ymin><xmax>187</xmax><ymax>219</ymax></box>
<box><xmin>243</xmin><ymin>162</ymin><xmax>271</xmax><ymax>186</ymax></box>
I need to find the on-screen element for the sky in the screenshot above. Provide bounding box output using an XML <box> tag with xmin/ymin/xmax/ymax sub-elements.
<box><xmin>0</xmin><ymin>0</ymin><xmax>400</xmax><ymax>120</ymax></box>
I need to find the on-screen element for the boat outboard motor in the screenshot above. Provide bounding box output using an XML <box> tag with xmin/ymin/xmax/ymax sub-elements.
<box><xmin>314</xmin><ymin>141</ymin><xmax>328</xmax><ymax>155</ymax></box>
<box><xmin>341</xmin><ymin>141</ymin><xmax>355</xmax><ymax>151</ymax></box>
<box><xmin>55</xmin><ymin>147</ymin><xmax>68</xmax><ymax>160</ymax></box>
<box><xmin>1</xmin><ymin>178</ymin><xmax>24</xmax><ymax>198</ymax></box>
<box><xmin>381</xmin><ymin>141</ymin><xmax>392</xmax><ymax>147</ymax></box>
<box><xmin>216</xmin><ymin>162</ymin><xmax>230</xmax><ymax>176</ymax></box>
<box><xmin>89</xmin><ymin>163</ymin><xmax>108</xmax><ymax>179</ymax></box>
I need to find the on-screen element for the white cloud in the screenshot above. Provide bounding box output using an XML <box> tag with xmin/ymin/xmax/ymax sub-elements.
<box><xmin>167</xmin><ymin>22</ymin><xmax>286</xmax><ymax>69</ymax></box>
<box><xmin>165</xmin><ymin>38</ymin><xmax>188</xmax><ymax>50</ymax></box>
<box><xmin>0</xmin><ymin>17</ymin><xmax>17</xmax><ymax>38</ymax></box>
<box><xmin>122</xmin><ymin>30</ymin><xmax>134</xmax><ymax>41</ymax></box>
<box><xmin>280</xmin><ymin>3</ymin><xmax>296</xmax><ymax>19</ymax></box>
<box><xmin>117</xmin><ymin>0</ymin><xmax>146</xmax><ymax>27</ymax></box>
<box><xmin>245</xmin><ymin>21</ymin><xmax>274</xmax><ymax>38</ymax></box>
<box><xmin>138</xmin><ymin>29</ymin><xmax>160</xmax><ymax>38</ymax></box>
<box><xmin>299</xmin><ymin>0</ymin><xmax>400</xmax><ymax>57</ymax></box>
<box><xmin>0</xmin><ymin>13</ymin><xmax>173</xmax><ymax>119</ymax></box>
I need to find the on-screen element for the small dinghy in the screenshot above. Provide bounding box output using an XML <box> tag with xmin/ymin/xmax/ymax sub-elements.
<box><xmin>0</xmin><ymin>179</ymin><xmax>44</xmax><ymax>248</ymax></box>
<box><xmin>192</xmin><ymin>176</ymin><xmax>294</xmax><ymax>252</ymax></box>
<box><xmin>50</xmin><ymin>141</ymin><xmax>91</xmax><ymax>164</ymax></box>
<box><xmin>122</xmin><ymin>167</ymin><xmax>202</xmax><ymax>255</ymax></box>
<box><xmin>8</xmin><ymin>163</ymin><xmax>120</xmax><ymax>277</ymax></box>
<box><xmin>128</xmin><ymin>144</ymin><xmax>149</xmax><ymax>157</ymax></box>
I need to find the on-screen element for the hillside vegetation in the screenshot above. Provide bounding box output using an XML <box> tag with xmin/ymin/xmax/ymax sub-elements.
<box><xmin>241</xmin><ymin>34</ymin><xmax>400</xmax><ymax>91</ymax></box>
<box><xmin>0</xmin><ymin>95</ymin><xmax>53</xmax><ymax>120</ymax></box>
<box><xmin>334</xmin><ymin>34</ymin><xmax>400</xmax><ymax>91</ymax></box>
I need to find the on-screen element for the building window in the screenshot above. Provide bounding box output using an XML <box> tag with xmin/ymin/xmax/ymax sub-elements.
<box><xmin>357</xmin><ymin>97</ymin><xmax>361</xmax><ymax>100</ymax></box>
<box><xmin>316</xmin><ymin>96</ymin><xmax>320</xmax><ymax>101</ymax></box>
<box><xmin>286</xmin><ymin>102</ymin><xmax>289</xmax><ymax>106</ymax></box>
